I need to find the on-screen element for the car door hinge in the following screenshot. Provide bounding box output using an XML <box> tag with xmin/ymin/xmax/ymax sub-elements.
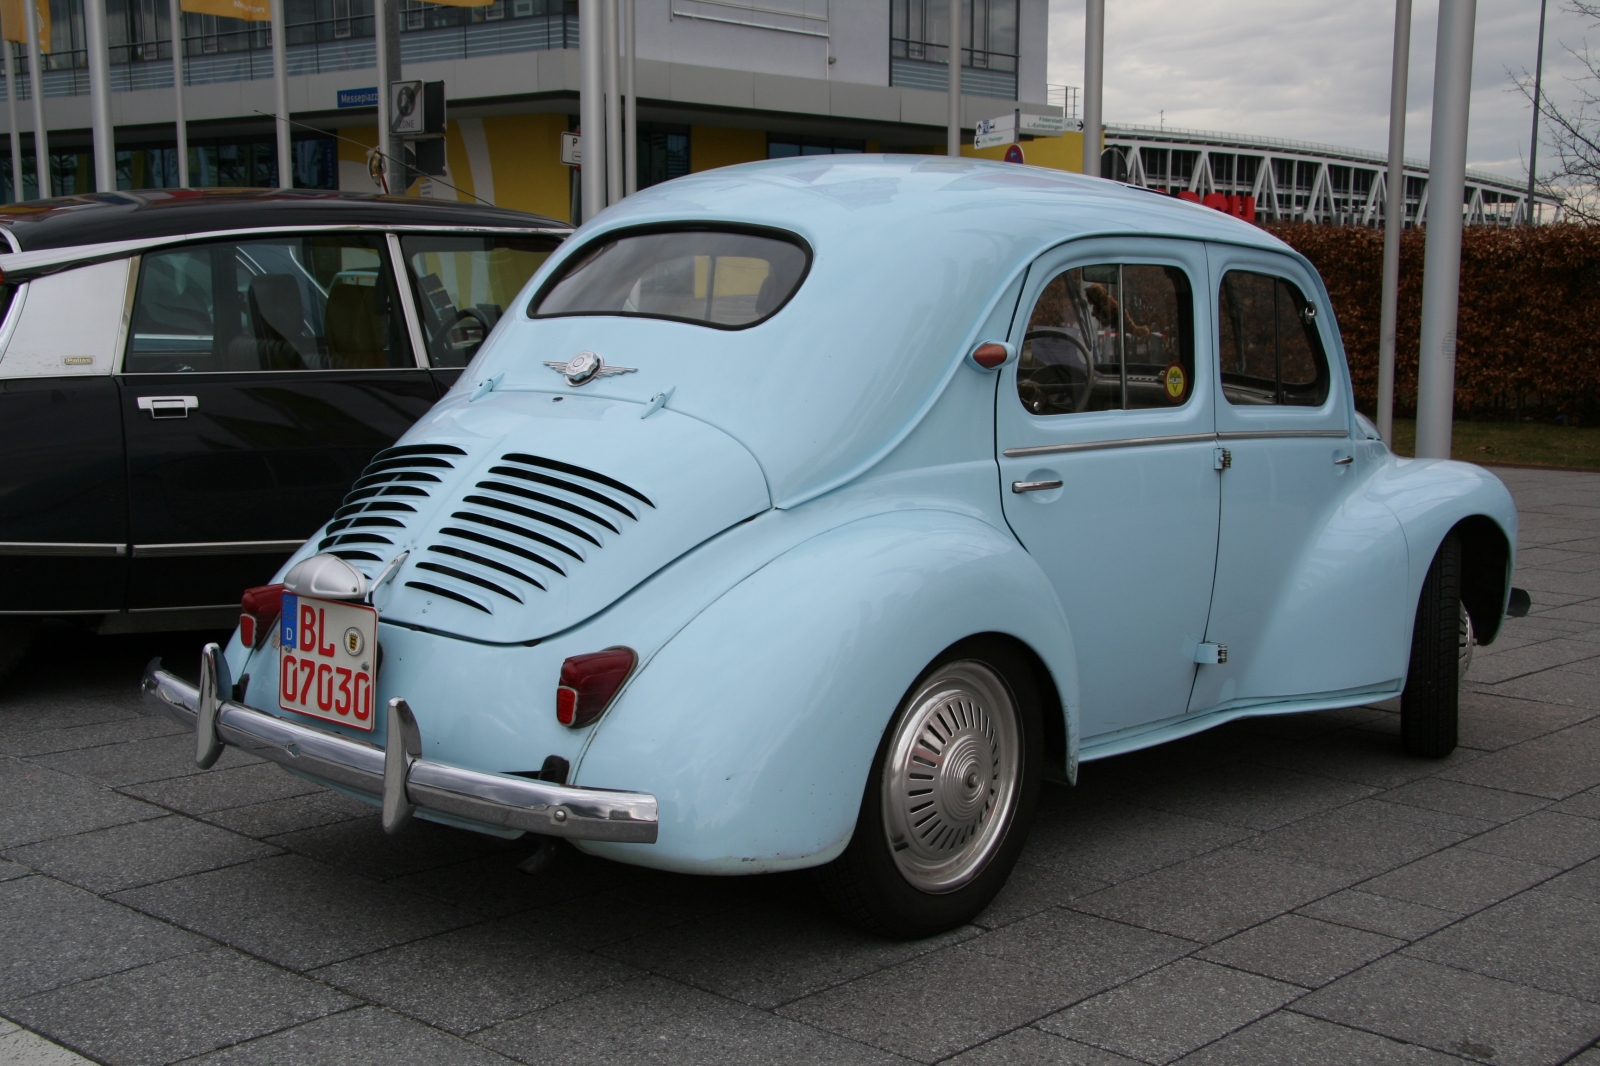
<box><xmin>1213</xmin><ymin>447</ymin><xmax>1231</xmax><ymax>471</ymax></box>
<box><xmin>1195</xmin><ymin>642</ymin><xmax>1228</xmax><ymax>665</ymax></box>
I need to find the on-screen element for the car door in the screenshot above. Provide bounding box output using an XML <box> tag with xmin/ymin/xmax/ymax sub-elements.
<box><xmin>1187</xmin><ymin>245</ymin><xmax>1409</xmax><ymax>713</ymax></box>
<box><xmin>118</xmin><ymin>230</ymin><xmax>440</xmax><ymax>610</ymax></box>
<box><xmin>392</xmin><ymin>231</ymin><xmax>558</xmax><ymax>394</ymax></box>
<box><xmin>0</xmin><ymin>259</ymin><xmax>133</xmax><ymax>613</ymax></box>
<box><xmin>997</xmin><ymin>238</ymin><xmax>1221</xmax><ymax>743</ymax></box>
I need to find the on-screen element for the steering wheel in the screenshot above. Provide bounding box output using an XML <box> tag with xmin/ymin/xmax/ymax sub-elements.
<box><xmin>1022</xmin><ymin>328</ymin><xmax>1098</xmax><ymax>414</ymax></box>
<box><xmin>438</xmin><ymin>307</ymin><xmax>494</xmax><ymax>360</ymax></box>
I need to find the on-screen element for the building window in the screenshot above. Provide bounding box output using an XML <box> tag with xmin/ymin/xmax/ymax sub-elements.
<box><xmin>767</xmin><ymin>135</ymin><xmax>864</xmax><ymax>158</ymax></box>
<box><xmin>890</xmin><ymin>0</ymin><xmax>1018</xmax><ymax>100</ymax></box>
<box><xmin>637</xmin><ymin>126</ymin><xmax>690</xmax><ymax>190</ymax></box>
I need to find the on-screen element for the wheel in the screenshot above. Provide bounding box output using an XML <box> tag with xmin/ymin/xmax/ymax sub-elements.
<box><xmin>0</xmin><ymin>617</ymin><xmax>37</xmax><ymax>682</ymax></box>
<box><xmin>1402</xmin><ymin>533</ymin><xmax>1463</xmax><ymax>758</ymax></box>
<box><xmin>815</xmin><ymin>640</ymin><xmax>1042</xmax><ymax>938</ymax></box>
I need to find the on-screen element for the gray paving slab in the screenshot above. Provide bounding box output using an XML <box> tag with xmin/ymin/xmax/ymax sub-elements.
<box><xmin>942</xmin><ymin>1027</ymin><xmax>1143</xmax><ymax>1065</ymax></box>
<box><xmin>1406</xmin><ymin>889</ymin><xmax>1600</xmax><ymax>1004</ymax></box>
<box><xmin>1377</xmin><ymin>777</ymin><xmax>1552</xmax><ymax>823</ymax></box>
<box><xmin>1295</xmin><ymin>889</ymin><xmax>1462</xmax><ymax>940</ymax></box>
<box><xmin>1544</xmin><ymin>858</ymin><xmax>1600</xmax><ymax>903</ymax></box>
<box><xmin>198</xmin><ymin>789</ymin><xmax>375</xmax><ymax>839</ymax></box>
<box><xmin>1110</xmin><ymin>762</ymin><xmax>1379</xmax><ymax>832</ymax></box>
<box><xmin>190</xmin><ymin>1006</ymin><xmax>516</xmax><ymax>1065</ymax></box>
<box><xmin>387</xmin><ymin>847</ymin><xmax>623</xmax><ymax>921</ymax></box>
<box><xmin>481</xmin><ymin>976</ymin><xmax>907</xmax><ymax>1065</ymax></box>
<box><xmin>1196</xmin><ymin>914</ymin><xmax>1402</xmax><ymax>988</ymax></box>
<box><xmin>5</xmin><ymin>815</ymin><xmax>279</xmax><ymax>894</ymax></box>
<box><xmin>1297</xmin><ymin>955</ymin><xmax>1600</xmax><ymax>1065</ymax></box>
<box><xmin>1241</xmin><ymin>724</ymin><xmax>1484</xmax><ymax>789</ymax></box>
<box><xmin>111</xmin><ymin>853</ymin><xmax>477</xmax><ymax>970</ymax></box>
<box><xmin>26</xmin><ymin>732</ymin><xmax>261</xmax><ymax>788</ymax></box>
<box><xmin>1465</xmin><ymin>639</ymin><xmax>1600</xmax><ymax>685</ymax></box>
<box><xmin>1469</xmin><ymin>666</ymin><xmax>1600</xmax><ymax>713</ymax></box>
<box><xmin>119</xmin><ymin>761</ymin><xmax>324</xmax><ymax>815</ymax></box>
<box><xmin>1356</xmin><ymin>845</ymin><xmax>1561</xmax><ymax>914</ymax></box>
<box><xmin>1072</xmin><ymin>846</ymin><xmax>1358</xmax><ymax>944</ymax></box>
<box><xmin>1552</xmin><ymin>788</ymin><xmax>1600</xmax><ymax>820</ymax></box>
<box><xmin>971</xmin><ymin>858</ymin><xmax>1108</xmax><ymax>929</ymax></box>
<box><xmin>0</xmin><ymin>714</ymin><xmax>186</xmax><ymax>759</ymax></box>
<box><xmin>1462</xmin><ymin>810</ymin><xmax>1600</xmax><ymax>867</ymax></box>
<box><xmin>0</xmin><ymin>859</ymin><xmax>31</xmax><ymax>881</ymax></box>
<box><xmin>1</xmin><ymin>947</ymin><xmax>355</xmax><ymax>1066</ymax></box>
<box><xmin>1239</xmin><ymin>798</ymin><xmax>1478</xmax><ymax>876</ymax></box>
<box><xmin>1020</xmin><ymin>800</ymin><xmax>1252</xmax><ymax>884</ymax></box>
<box><xmin>0</xmin><ymin>876</ymin><xmax>205</xmax><ymax>1000</ymax></box>
<box><xmin>1037</xmin><ymin>958</ymin><xmax>1301</xmax><ymax>1065</ymax></box>
<box><xmin>1443</xmin><ymin>724</ymin><xmax>1600</xmax><ymax>798</ymax></box>
<box><xmin>0</xmin><ymin>1018</ymin><xmax>97</xmax><ymax>1065</ymax></box>
<box><xmin>267</xmin><ymin>813</ymin><xmax>520</xmax><ymax>881</ymax></box>
<box><xmin>1172</xmin><ymin>1011</ymin><xmax>1463</xmax><ymax>1066</ymax></box>
<box><xmin>1455</xmin><ymin>691</ymin><xmax>1598</xmax><ymax>751</ymax></box>
<box><xmin>0</xmin><ymin>758</ymin><xmax>166</xmax><ymax>849</ymax></box>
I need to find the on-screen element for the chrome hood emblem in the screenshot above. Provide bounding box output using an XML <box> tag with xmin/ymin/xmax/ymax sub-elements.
<box><xmin>545</xmin><ymin>350</ymin><xmax>637</xmax><ymax>387</ymax></box>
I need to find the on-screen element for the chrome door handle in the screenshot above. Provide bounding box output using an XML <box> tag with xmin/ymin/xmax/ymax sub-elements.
<box><xmin>137</xmin><ymin>395</ymin><xmax>199</xmax><ymax>419</ymax></box>
<box><xmin>1333</xmin><ymin>455</ymin><xmax>1354</xmax><ymax>466</ymax></box>
<box><xmin>1012</xmin><ymin>479</ymin><xmax>1063</xmax><ymax>493</ymax></box>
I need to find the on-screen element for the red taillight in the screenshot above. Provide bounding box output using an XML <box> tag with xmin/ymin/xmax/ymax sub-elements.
<box><xmin>971</xmin><ymin>342</ymin><xmax>1009</xmax><ymax>369</ymax></box>
<box><xmin>239</xmin><ymin>583</ymin><xmax>285</xmax><ymax>649</ymax></box>
<box><xmin>555</xmin><ymin>646</ymin><xmax>636</xmax><ymax>728</ymax></box>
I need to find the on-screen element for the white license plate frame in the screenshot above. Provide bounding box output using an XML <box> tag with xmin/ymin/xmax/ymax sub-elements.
<box><xmin>278</xmin><ymin>593</ymin><xmax>378</xmax><ymax>731</ymax></box>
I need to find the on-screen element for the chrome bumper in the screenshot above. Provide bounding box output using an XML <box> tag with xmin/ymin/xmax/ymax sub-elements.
<box><xmin>140</xmin><ymin>645</ymin><xmax>658</xmax><ymax>844</ymax></box>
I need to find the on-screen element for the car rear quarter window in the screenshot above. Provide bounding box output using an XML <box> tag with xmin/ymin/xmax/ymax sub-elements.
<box><xmin>401</xmin><ymin>234</ymin><xmax>555</xmax><ymax>368</ymax></box>
<box><xmin>1217</xmin><ymin>270</ymin><xmax>1330</xmax><ymax>407</ymax></box>
<box><xmin>1018</xmin><ymin>263</ymin><xmax>1195</xmax><ymax>416</ymax></box>
<box><xmin>529</xmin><ymin>228</ymin><xmax>809</xmax><ymax>329</ymax></box>
<box><xmin>124</xmin><ymin>234</ymin><xmax>413</xmax><ymax>373</ymax></box>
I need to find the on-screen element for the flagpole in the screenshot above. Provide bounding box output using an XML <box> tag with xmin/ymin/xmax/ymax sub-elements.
<box><xmin>4</xmin><ymin>43</ymin><xmax>21</xmax><ymax>202</ymax></box>
<box><xmin>622</xmin><ymin>0</ymin><xmax>634</xmax><ymax>197</ymax></box>
<box><xmin>270</xmin><ymin>0</ymin><xmax>289</xmax><ymax>187</ymax></box>
<box><xmin>84</xmin><ymin>0</ymin><xmax>113</xmax><ymax>192</ymax></box>
<box><xmin>23</xmin><ymin>0</ymin><xmax>46</xmax><ymax>198</ymax></box>
<box><xmin>170</xmin><ymin>0</ymin><xmax>186</xmax><ymax>186</ymax></box>
<box><xmin>603</xmin><ymin>0</ymin><xmax>620</xmax><ymax>205</ymax></box>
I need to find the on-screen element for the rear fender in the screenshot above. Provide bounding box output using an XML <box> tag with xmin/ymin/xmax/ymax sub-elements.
<box><xmin>572</xmin><ymin>509</ymin><xmax>1078</xmax><ymax>874</ymax></box>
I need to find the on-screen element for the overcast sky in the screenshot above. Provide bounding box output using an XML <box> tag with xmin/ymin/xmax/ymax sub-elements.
<box><xmin>1046</xmin><ymin>1</ymin><xmax>1594</xmax><ymax>181</ymax></box>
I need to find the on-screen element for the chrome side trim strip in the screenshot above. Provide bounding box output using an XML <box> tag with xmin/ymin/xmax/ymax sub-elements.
<box><xmin>1003</xmin><ymin>432</ymin><xmax>1217</xmax><ymax>459</ymax></box>
<box><xmin>1003</xmin><ymin>428</ymin><xmax>1350</xmax><ymax>458</ymax></box>
<box><xmin>0</xmin><ymin>541</ymin><xmax>126</xmax><ymax>556</ymax></box>
<box><xmin>141</xmin><ymin>658</ymin><xmax>660</xmax><ymax>844</ymax></box>
<box><xmin>1215</xmin><ymin>429</ymin><xmax>1350</xmax><ymax>441</ymax></box>
<box><xmin>132</xmin><ymin>539</ymin><xmax>304</xmax><ymax>557</ymax></box>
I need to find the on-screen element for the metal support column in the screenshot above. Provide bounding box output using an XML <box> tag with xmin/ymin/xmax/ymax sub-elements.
<box><xmin>25</xmin><ymin>0</ymin><xmax>47</xmax><ymax>198</ymax></box>
<box><xmin>84</xmin><ymin>0</ymin><xmax>113</xmax><ymax>192</ymax></box>
<box><xmin>4</xmin><ymin>43</ymin><xmax>21</xmax><ymax>202</ymax></box>
<box><xmin>603</xmin><ymin>0</ymin><xmax>621</xmax><ymax>204</ymax></box>
<box><xmin>1526</xmin><ymin>0</ymin><xmax>1548</xmax><ymax>224</ymax></box>
<box><xmin>1377</xmin><ymin>0</ymin><xmax>1412</xmax><ymax>445</ymax></box>
<box><xmin>1415</xmin><ymin>0</ymin><xmax>1477</xmax><ymax>460</ymax></box>
<box><xmin>947</xmin><ymin>0</ymin><xmax>960</xmax><ymax>156</ymax></box>
<box><xmin>1082</xmin><ymin>0</ymin><xmax>1104</xmax><ymax>176</ymax></box>
<box><xmin>623</xmin><ymin>0</ymin><xmax>635</xmax><ymax>197</ymax></box>
<box><xmin>578</xmin><ymin>0</ymin><xmax>604</xmax><ymax>221</ymax></box>
<box><xmin>271</xmin><ymin>0</ymin><xmax>290</xmax><ymax>188</ymax></box>
<box><xmin>170</xmin><ymin>0</ymin><xmax>187</xmax><ymax>187</ymax></box>
<box><xmin>378</xmin><ymin>0</ymin><xmax>401</xmax><ymax>193</ymax></box>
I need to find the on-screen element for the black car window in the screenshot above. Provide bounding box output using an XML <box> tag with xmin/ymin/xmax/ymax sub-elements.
<box><xmin>530</xmin><ymin>229</ymin><xmax>808</xmax><ymax>329</ymax></box>
<box><xmin>401</xmin><ymin>234</ymin><xmax>554</xmax><ymax>368</ymax></box>
<box><xmin>1018</xmin><ymin>263</ymin><xmax>1195</xmax><ymax>416</ymax></box>
<box><xmin>124</xmin><ymin>234</ymin><xmax>412</xmax><ymax>373</ymax></box>
<box><xmin>1218</xmin><ymin>270</ymin><xmax>1330</xmax><ymax>407</ymax></box>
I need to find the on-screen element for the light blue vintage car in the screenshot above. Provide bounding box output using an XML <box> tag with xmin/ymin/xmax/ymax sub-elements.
<box><xmin>145</xmin><ymin>155</ymin><xmax>1524</xmax><ymax>936</ymax></box>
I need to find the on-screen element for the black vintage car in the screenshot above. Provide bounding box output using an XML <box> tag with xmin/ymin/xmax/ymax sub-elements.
<box><xmin>0</xmin><ymin>189</ymin><xmax>569</xmax><ymax>669</ymax></box>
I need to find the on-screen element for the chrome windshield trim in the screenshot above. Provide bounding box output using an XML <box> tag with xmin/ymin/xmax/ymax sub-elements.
<box><xmin>1003</xmin><ymin>427</ymin><xmax>1350</xmax><ymax>459</ymax></box>
<box><xmin>132</xmin><ymin>539</ymin><xmax>304</xmax><ymax>557</ymax></box>
<box><xmin>1003</xmin><ymin>432</ymin><xmax>1217</xmax><ymax>459</ymax></box>
<box><xmin>0</xmin><ymin>541</ymin><xmax>127</xmax><ymax>556</ymax></box>
<box><xmin>140</xmin><ymin>658</ymin><xmax>659</xmax><ymax>844</ymax></box>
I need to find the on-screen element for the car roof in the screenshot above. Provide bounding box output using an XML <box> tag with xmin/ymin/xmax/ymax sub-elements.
<box><xmin>0</xmin><ymin>188</ymin><xmax>570</xmax><ymax>252</ymax></box>
<box><xmin>501</xmin><ymin>154</ymin><xmax>1308</xmax><ymax>508</ymax></box>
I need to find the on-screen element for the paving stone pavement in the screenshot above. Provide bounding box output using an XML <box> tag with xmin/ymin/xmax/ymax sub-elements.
<box><xmin>0</xmin><ymin>466</ymin><xmax>1597</xmax><ymax>1065</ymax></box>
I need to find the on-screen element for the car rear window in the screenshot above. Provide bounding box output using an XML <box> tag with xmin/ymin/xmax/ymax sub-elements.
<box><xmin>529</xmin><ymin>228</ymin><xmax>808</xmax><ymax>329</ymax></box>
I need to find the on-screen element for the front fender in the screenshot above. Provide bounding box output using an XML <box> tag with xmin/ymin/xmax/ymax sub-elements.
<box><xmin>1372</xmin><ymin>456</ymin><xmax>1518</xmax><ymax>643</ymax></box>
<box><xmin>572</xmin><ymin>509</ymin><xmax>1078</xmax><ymax>875</ymax></box>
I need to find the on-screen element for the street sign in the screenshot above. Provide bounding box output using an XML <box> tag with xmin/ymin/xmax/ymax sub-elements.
<box><xmin>390</xmin><ymin>80</ymin><xmax>424</xmax><ymax>135</ymax></box>
<box><xmin>1004</xmin><ymin>143</ymin><xmax>1025</xmax><ymax>164</ymax></box>
<box><xmin>337</xmin><ymin>87</ymin><xmax>377</xmax><ymax>108</ymax></box>
<box><xmin>975</xmin><ymin>114</ymin><xmax>1015</xmax><ymax>151</ymax></box>
<box><xmin>560</xmin><ymin>131</ymin><xmax>581</xmax><ymax>167</ymax></box>
<box><xmin>1018</xmin><ymin>111</ymin><xmax>1065</xmax><ymax>136</ymax></box>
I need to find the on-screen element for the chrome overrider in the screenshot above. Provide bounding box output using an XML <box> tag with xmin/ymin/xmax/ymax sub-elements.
<box><xmin>140</xmin><ymin>644</ymin><xmax>659</xmax><ymax>843</ymax></box>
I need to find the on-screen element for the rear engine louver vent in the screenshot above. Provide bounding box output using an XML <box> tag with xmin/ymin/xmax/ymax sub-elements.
<box><xmin>318</xmin><ymin>444</ymin><xmax>467</xmax><ymax>562</ymax></box>
<box><xmin>404</xmin><ymin>452</ymin><xmax>654</xmax><ymax>615</ymax></box>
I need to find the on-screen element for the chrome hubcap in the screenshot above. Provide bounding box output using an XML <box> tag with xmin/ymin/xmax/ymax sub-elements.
<box><xmin>1459</xmin><ymin>603</ymin><xmax>1475</xmax><ymax>679</ymax></box>
<box><xmin>882</xmin><ymin>661</ymin><xmax>1021</xmax><ymax>893</ymax></box>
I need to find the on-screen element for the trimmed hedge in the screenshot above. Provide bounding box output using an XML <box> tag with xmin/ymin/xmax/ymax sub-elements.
<box><xmin>1264</xmin><ymin>224</ymin><xmax>1600</xmax><ymax>421</ymax></box>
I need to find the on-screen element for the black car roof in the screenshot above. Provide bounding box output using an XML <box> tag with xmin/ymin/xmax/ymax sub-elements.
<box><xmin>0</xmin><ymin>188</ymin><xmax>570</xmax><ymax>252</ymax></box>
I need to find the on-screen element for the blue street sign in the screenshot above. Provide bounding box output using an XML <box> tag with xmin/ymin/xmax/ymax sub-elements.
<box><xmin>338</xmin><ymin>87</ymin><xmax>378</xmax><ymax>108</ymax></box>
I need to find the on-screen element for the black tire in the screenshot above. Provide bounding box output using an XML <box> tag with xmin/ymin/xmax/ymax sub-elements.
<box><xmin>1402</xmin><ymin>533</ymin><xmax>1462</xmax><ymax>758</ymax></box>
<box><xmin>815</xmin><ymin>637</ymin><xmax>1043</xmax><ymax>938</ymax></box>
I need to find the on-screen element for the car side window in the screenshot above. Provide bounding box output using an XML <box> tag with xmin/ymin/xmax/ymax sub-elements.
<box><xmin>400</xmin><ymin>234</ymin><xmax>554</xmax><ymax>368</ymax></box>
<box><xmin>1217</xmin><ymin>270</ymin><xmax>1330</xmax><ymax>407</ymax></box>
<box><xmin>1018</xmin><ymin>263</ymin><xmax>1194</xmax><ymax>416</ymax></box>
<box><xmin>124</xmin><ymin>234</ymin><xmax>412</xmax><ymax>373</ymax></box>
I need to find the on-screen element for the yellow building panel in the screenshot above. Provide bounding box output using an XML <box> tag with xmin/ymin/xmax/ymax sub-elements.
<box><xmin>482</xmin><ymin>113</ymin><xmax>572</xmax><ymax>221</ymax></box>
<box><xmin>963</xmin><ymin>130</ymin><xmax>1087</xmax><ymax>173</ymax></box>
<box><xmin>690</xmin><ymin>126</ymin><xmax>766</xmax><ymax>173</ymax></box>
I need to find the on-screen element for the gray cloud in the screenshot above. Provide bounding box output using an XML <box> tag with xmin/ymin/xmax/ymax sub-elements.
<box><xmin>1047</xmin><ymin>0</ymin><xmax>1593</xmax><ymax>181</ymax></box>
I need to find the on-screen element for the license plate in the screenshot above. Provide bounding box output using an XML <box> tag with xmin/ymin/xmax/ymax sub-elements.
<box><xmin>279</xmin><ymin>594</ymin><xmax>378</xmax><ymax>731</ymax></box>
